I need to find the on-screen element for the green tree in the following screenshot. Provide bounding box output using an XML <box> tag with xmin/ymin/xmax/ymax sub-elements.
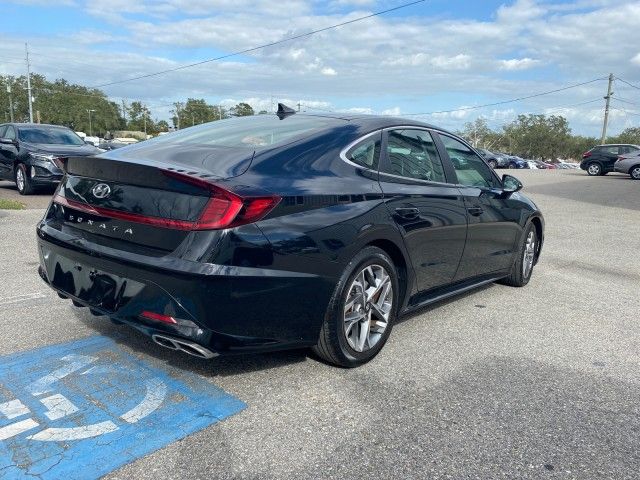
<box><xmin>230</xmin><ymin>102</ymin><xmax>254</xmax><ymax>117</ymax></box>
<box><xmin>458</xmin><ymin>118</ymin><xmax>494</xmax><ymax>148</ymax></box>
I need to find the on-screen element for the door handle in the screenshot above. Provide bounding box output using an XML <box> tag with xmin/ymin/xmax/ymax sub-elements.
<box><xmin>467</xmin><ymin>206</ymin><xmax>484</xmax><ymax>216</ymax></box>
<box><xmin>394</xmin><ymin>207</ymin><xmax>420</xmax><ymax>220</ymax></box>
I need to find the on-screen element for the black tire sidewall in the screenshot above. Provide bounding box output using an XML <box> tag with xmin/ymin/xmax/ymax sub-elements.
<box><xmin>515</xmin><ymin>223</ymin><xmax>537</xmax><ymax>286</ymax></box>
<box><xmin>15</xmin><ymin>164</ymin><xmax>30</xmax><ymax>195</ymax></box>
<box><xmin>329</xmin><ymin>247</ymin><xmax>399</xmax><ymax>366</ymax></box>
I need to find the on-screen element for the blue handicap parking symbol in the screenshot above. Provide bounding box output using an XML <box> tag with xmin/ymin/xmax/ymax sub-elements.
<box><xmin>0</xmin><ymin>336</ymin><xmax>245</xmax><ymax>479</ymax></box>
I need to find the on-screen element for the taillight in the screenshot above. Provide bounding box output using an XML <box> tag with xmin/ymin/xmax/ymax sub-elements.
<box><xmin>162</xmin><ymin>169</ymin><xmax>280</xmax><ymax>230</ymax></box>
<box><xmin>53</xmin><ymin>171</ymin><xmax>280</xmax><ymax>231</ymax></box>
<box><xmin>140</xmin><ymin>311</ymin><xmax>177</xmax><ymax>324</ymax></box>
<box><xmin>582</xmin><ymin>151</ymin><xmax>591</xmax><ymax>158</ymax></box>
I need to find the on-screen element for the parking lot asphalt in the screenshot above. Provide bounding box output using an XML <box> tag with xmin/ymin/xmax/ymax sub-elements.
<box><xmin>0</xmin><ymin>170</ymin><xmax>639</xmax><ymax>479</ymax></box>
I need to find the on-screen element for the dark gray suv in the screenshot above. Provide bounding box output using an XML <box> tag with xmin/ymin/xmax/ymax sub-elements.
<box><xmin>0</xmin><ymin>123</ymin><xmax>101</xmax><ymax>194</ymax></box>
<box><xmin>580</xmin><ymin>144</ymin><xmax>640</xmax><ymax>176</ymax></box>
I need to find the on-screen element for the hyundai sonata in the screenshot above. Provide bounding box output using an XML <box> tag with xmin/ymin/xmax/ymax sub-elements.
<box><xmin>37</xmin><ymin>105</ymin><xmax>544</xmax><ymax>367</ymax></box>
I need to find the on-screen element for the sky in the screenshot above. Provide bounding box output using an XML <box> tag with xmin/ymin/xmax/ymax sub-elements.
<box><xmin>1</xmin><ymin>0</ymin><xmax>640</xmax><ymax>136</ymax></box>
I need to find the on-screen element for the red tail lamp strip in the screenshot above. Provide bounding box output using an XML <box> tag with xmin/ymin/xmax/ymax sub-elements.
<box><xmin>53</xmin><ymin>170</ymin><xmax>280</xmax><ymax>231</ymax></box>
<box><xmin>140</xmin><ymin>311</ymin><xmax>177</xmax><ymax>324</ymax></box>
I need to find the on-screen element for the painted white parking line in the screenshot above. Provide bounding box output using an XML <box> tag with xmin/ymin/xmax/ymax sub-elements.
<box><xmin>28</xmin><ymin>421</ymin><xmax>119</xmax><ymax>442</ymax></box>
<box><xmin>28</xmin><ymin>354</ymin><xmax>96</xmax><ymax>396</ymax></box>
<box><xmin>0</xmin><ymin>399</ymin><xmax>30</xmax><ymax>419</ymax></box>
<box><xmin>0</xmin><ymin>419</ymin><xmax>39</xmax><ymax>441</ymax></box>
<box><xmin>120</xmin><ymin>378</ymin><xmax>167</xmax><ymax>424</ymax></box>
<box><xmin>41</xmin><ymin>394</ymin><xmax>79</xmax><ymax>421</ymax></box>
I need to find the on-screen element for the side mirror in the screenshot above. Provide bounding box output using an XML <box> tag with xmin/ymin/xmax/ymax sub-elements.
<box><xmin>502</xmin><ymin>174</ymin><xmax>523</xmax><ymax>194</ymax></box>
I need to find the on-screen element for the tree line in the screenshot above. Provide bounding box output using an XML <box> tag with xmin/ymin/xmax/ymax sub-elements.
<box><xmin>458</xmin><ymin>116</ymin><xmax>640</xmax><ymax>160</ymax></box>
<box><xmin>1</xmin><ymin>74</ymin><xmax>637</xmax><ymax>154</ymax></box>
<box><xmin>0</xmin><ymin>74</ymin><xmax>258</xmax><ymax>136</ymax></box>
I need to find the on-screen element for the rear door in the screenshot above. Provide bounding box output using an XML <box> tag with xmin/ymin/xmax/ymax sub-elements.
<box><xmin>597</xmin><ymin>145</ymin><xmax>621</xmax><ymax>170</ymax></box>
<box><xmin>378</xmin><ymin>128</ymin><xmax>467</xmax><ymax>293</ymax></box>
<box><xmin>434</xmin><ymin>132</ymin><xmax>521</xmax><ymax>280</ymax></box>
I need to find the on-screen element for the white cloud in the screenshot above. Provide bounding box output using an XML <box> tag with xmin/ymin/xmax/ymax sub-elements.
<box><xmin>499</xmin><ymin>58</ymin><xmax>540</xmax><ymax>71</ymax></box>
<box><xmin>381</xmin><ymin>107</ymin><xmax>402</xmax><ymax>116</ymax></box>
<box><xmin>430</xmin><ymin>54</ymin><xmax>472</xmax><ymax>70</ymax></box>
<box><xmin>2</xmin><ymin>0</ymin><xmax>639</xmax><ymax>136</ymax></box>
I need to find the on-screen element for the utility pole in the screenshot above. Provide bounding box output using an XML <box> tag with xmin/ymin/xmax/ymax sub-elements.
<box><xmin>25</xmin><ymin>43</ymin><xmax>34</xmax><ymax>123</ymax></box>
<box><xmin>87</xmin><ymin>109</ymin><xmax>96</xmax><ymax>136</ymax></box>
<box><xmin>297</xmin><ymin>102</ymin><xmax>301</xmax><ymax>112</ymax></box>
<box><xmin>601</xmin><ymin>73</ymin><xmax>614</xmax><ymax>144</ymax></box>
<box><xmin>6</xmin><ymin>84</ymin><xmax>13</xmax><ymax>122</ymax></box>
<box><xmin>143</xmin><ymin>106</ymin><xmax>147</xmax><ymax>136</ymax></box>
<box><xmin>121</xmin><ymin>99</ymin><xmax>127</xmax><ymax>124</ymax></box>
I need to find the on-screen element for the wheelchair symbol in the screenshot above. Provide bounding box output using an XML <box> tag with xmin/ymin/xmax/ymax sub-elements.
<box><xmin>0</xmin><ymin>354</ymin><xmax>167</xmax><ymax>442</ymax></box>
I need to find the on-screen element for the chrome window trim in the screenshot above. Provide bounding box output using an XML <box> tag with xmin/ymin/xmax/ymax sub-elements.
<box><xmin>339</xmin><ymin>130</ymin><xmax>383</xmax><ymax>170</ymax></box>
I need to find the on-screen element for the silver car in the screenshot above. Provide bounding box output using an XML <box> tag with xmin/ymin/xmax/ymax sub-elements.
<box><xmin>614</xmin><ymin>152</ymin><xmax>640</xmax><ymax>180</ymax></box>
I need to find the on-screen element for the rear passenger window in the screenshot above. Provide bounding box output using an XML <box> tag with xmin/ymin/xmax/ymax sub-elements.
<box><xmin>0</xmin><ymin>126</ymin><xmax>6</xmax><ymax>138</ymax></box>
<box><xmin>346</xmin><ymin>135</ymin><xmax>381</xmax><ymax>169</ymax></box>
<box><xmin>384</xmin><ymin>129</ymin><xmax>446</xmax><ymax>182</ymax></box>
<box><xmin>599</xmin><ymin>146</ymin><xmax>619</xmax><ymax>154</ymax></box>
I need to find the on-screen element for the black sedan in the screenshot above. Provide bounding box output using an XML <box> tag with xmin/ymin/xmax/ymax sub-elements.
<box><xmin>36</xmin><ymin>106</ymin><xmax>544</xmax><ymax>367</ymax></box>
<box><xmin>0</xmin><ymin>123</ymin><xmax>101</xmax><ymax>194</ymax></box>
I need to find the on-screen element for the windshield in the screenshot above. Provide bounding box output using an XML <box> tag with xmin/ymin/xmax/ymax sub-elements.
<box><xmin>147</xmin><ymin>114</ymin><xmax>340</xmax><ymax>149</ymax></box>
<box><xmin>19</xmin><ymin>126</ymin><xmax>85</xmax><ymax>145</ymax></box>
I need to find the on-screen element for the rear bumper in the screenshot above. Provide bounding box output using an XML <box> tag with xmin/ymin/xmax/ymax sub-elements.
<box><xmin>36</xmin><ymin>222</ymin><xmax>334</xmax><ymax>356</ymax></box>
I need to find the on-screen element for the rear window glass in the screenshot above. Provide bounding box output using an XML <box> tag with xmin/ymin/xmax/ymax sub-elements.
<box><xmin>19</xmin><ymin>127</ymin><xmax>84</xmax><ymax>145</ymax></box>
<box><xmin>148</xmin><ymin>115</ymin><xmax>339</xmax><ymax>149</ymax></box>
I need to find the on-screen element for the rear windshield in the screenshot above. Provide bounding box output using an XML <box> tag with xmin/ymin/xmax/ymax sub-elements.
<box><xmin>19</xmin><ymin>126</ymin><xmax>85</xmax><ymax>145</ymax></box>
<box><xmin>147</xmin><ymin>114</ymin><xmax>339</xmax><ymax>149</ymax></box>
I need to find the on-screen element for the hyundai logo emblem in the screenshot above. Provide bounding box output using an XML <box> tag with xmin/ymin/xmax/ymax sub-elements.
<box><xmin>92</xmin><ymin>183</ymin><xmax>111</xmax><ymax>199</ymax></box>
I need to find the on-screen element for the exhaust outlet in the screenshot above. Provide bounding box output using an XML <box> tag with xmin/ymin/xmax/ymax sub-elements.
<box><xmin>152</xmin><ymin>334</ymin><xmax>217</xmax><ymax>359</ymax></box>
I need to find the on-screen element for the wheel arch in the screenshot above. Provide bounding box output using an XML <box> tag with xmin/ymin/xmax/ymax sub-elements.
<box><xmin>365</xmin><ymin>238</ymin><xmax>410</xmax><ymax>310</ymax></box>
<box><xmin>529</xmin><ymin>214</ymin><xmax>544</xmax><ymax>264</ymax></box>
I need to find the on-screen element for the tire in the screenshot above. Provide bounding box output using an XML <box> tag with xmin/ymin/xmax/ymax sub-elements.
<box><xmin>15</xmin><ymin>163</ymin><xmax>34</xmax><ymax>195</ymax></box>
<box><xmin>586</xmin><ymin>162</ymin><xmax>602</xmax><ymax>176</ymax></box>
<box><xmin>629</xmin><ymin>165</ymin><xmax>640</xmax><ymax>180</ymax></box>
<box><xmin>499</xmin><ymin>223</ymin><xmax>537</xmax><ymax>287</ymax></box>
<box><xmin>488</xmin><ymin>160</ymin><xmax>497</xmax><ymax>169</ymax></box>
<box><xmin>312</xmin><ymin>246</ymin><xmax>399</xmax><ymax>367</ymax></box>
<box><xmin>508</xmin><ymin>163</ymin><xmax>517</xmax><ymax>169</ymax></box>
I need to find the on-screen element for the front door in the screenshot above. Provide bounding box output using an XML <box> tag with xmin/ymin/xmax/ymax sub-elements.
<box><xmin>378</xmin><ymin>128</ymin><xmax>468</xmax><ymax>293</ymax></box>
<box><xmin>435</xmin><ymin>133</ymin><xmax>521</xmax><ymax>280</ymax></box>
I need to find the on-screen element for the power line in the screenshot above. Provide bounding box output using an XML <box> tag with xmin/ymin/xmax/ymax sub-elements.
<box><xmin>400</xmin><ymin>77</ymin><xmax>607</xmax><ymax>116</ymax></box>
<box><xmin>90</xmin><ymin>0</ymin><xmax>426</xmax><ymax>89</ymax></box>
<box><xmin>615</xmin><ymin>76</ymin><xmax>640</xmax><ymax>91</ymax></box>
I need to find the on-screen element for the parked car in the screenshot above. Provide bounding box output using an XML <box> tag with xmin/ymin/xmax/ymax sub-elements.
<box><xmin>506</xmin><ymin>156</ymin><xmax>529</xmax><ymax>169</ymax></box>
<box><xmin>476</xmin><ymin>148</ymin><xmax>500</xmax><ymax>168</ymax></box>
<box><xmin>98</xmin><ymin>141</ymin><xmax>128</xmax><ymax>151</ymax></box>
<box><xmin>0</xmin><ymin>123</ymin><xmax>101</xmax><ymax>195</ymax></box>
<box><xmin>614</xmin><ymin>151</ymin><xmax>640</xmax><ymax>180</ymax></box>
<box><xmin>37</xmin><ymin>107</ymin><xmax>544</xmax><ymax>367</ymax></box>
<box><xmin>580</xmin><ymin>144</ymin><xmax>640</xmax><ymax>176</ymax></box>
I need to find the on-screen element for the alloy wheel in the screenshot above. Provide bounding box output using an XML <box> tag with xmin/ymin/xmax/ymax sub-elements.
<box><xmin>16</xmin><ymin>167</ymin><xmax>25</xmax><ymax>192</ymax></box>
<box><xmin>343</xmin><ymin>264</ymin><xmax>393</xmax><ymax>353</ymax></box>
<box><xmin>631</xmin><ymin>167</ymin><xmax>640</xmax><ymax>180</ymax></box>
<box><xmin>587</xmin><ymin>164</ymin><xmax>601</xmax><ymax>175</ymax></box>
<box><xmin>522</xmin><ymin>231</ymin><xmax>536</xmax><ymax>279</ymax></box>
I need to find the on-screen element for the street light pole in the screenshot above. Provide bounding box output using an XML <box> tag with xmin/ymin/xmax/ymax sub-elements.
<box><xmin>6</xmin><ymin>84</ymin><xmax>13</xmax><ymax>122</ymax></box>
<box><xmin>87</xmin><ymin>109</ymin><xmax>96</xmax><ymax>136</ymax></box>
<box><xmin>25</xmin><ymin>43</ymin><xmax>33</xmax><ymax>123</ymax></box>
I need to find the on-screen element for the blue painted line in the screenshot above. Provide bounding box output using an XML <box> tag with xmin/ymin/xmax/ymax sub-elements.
<box><xmin>0</xmin><ymin>336</ymin><xmax>245</xmax><ymax>479</ymax></box>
